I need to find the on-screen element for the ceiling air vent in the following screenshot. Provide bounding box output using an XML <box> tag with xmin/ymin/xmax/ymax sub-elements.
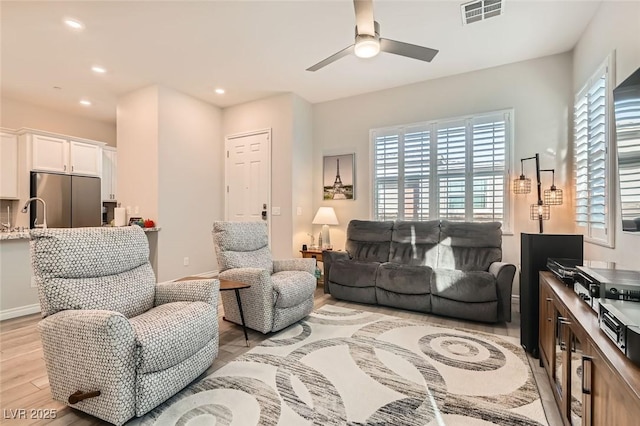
<box><xmin>461</xmin><ymin>0</ymin><xmax>503</xmax><ymax>25</ymax></box>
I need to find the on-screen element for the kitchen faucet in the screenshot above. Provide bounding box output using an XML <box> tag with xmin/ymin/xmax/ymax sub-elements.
<box><xmin>21</xmin><ymin>197</ymin><xmax>48</xmax><ymax>229</ymax></box>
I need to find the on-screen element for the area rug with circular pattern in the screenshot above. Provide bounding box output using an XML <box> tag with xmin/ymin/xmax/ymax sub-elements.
<box><xmin>134</xmin><ymin>305</ymin><xmax>549</xmax><ymax>425</ymax></box>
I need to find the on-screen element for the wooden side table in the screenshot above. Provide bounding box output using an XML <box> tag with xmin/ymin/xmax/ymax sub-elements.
<box><xmin>300</xmin><ymin>249</ymin><xmax>324</xmax><ymax>285</ymax></box>
<box><xmin>175</xmin><ymin>276</ymin><xmax>251</xmax><ymax>347</ymax></box>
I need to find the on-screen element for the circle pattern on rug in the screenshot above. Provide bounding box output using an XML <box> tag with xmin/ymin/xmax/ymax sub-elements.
<box><xmin>419</xmin><ymin>332</ymin><xmax>506</xmax><ymax>371</ymax></box>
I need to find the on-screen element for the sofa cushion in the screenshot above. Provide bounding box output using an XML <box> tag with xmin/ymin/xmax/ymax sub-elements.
<box><xmin>271</xmin><ymin>271</ymin><xmax>316</xmax><ymax>308</ymax></box>
<box><xmin>389</xmin><ymin>220</ymin><xmax>440</xmax><ymax>266</ymax></box>
<box><xmin>330</xmin><ymin>259</ymin><xmax>379</xmax><ymax>288</ymax></box>
<box><xmin>376</xmin><ymin>263</ymin><xmax>432</xmax><ymax>295</ymax></box>
<box><xmin>431</xmin><ymin>296</ymin><xmax>498</xmax><ymax>323</ymax></box>
<box><xmin>430</xmin><ymin>269</ymin><xmax>497</xmax><ymax>303</ymax></box>
<box><xmin>129</xmin><ymin>301</ymin><xmax>217</xmax><ymax>374</ymax></box>
<box><xmin>345</xmin><ymin>220</ymin><xmax>394</xmax><ymax>263</ymax></box>
<box><xmin>376</xmin><ymin>288</ymin><xmax>431</xmax><ymax>313</ymax></box>
<box><xmin>437</xmin><ymin>221</ymin><xmax>502</xmax><ymax>271</ymax></box>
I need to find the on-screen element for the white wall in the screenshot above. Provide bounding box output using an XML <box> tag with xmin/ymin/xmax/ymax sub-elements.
<box><xmin>157</xmin><ymin>86</ymin><xmax>223</xmax><ymax>280</ymax></box>
<box><xmin>1</xmin><ymin>97</ymin><xmax>116</xmax><ymax>146</ymax></box>
<box><xmin>572</xmin><ymin>1</ymin><xmax>640</xmax><ymax>267</ymax></box>
<box><xmin>292</xmin><ymin>95</ymin><xmax>314</xmax><ymax>257</ymax></box>
<box><xmin>117</xmin><ymin>86</ymin><xmax>160</xmax><ymax>222</ymax></box>
<box><xmin>222</xmin><ymin>94</ymin><xmax>295</xmax><ymax>259</ymax></box>
<box><xmin>117</xmin><ymin>85</ymin><xmax>223</xmax><ymax>282</ymax></box>
<box><xmin>313</xmin><ymin>53</ymin><xmax>576</xmax><ymax>294</ymax></box>
<box><xmin>0</xmin><ymin>240</ymin><xmax>38</xmax><ymax>318</ymax></box>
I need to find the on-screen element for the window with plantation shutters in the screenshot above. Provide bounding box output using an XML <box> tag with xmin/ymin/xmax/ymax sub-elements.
<box><xmin>574</xmin><ymin>57</ymin><xmax>613</xmax><ymax>246</ymax></box>
<box><xmin>372</xmin><ymin>110</ymin><xmax>512</xmax><ymax>229</ymax></box>
<box><xmin>616</xmin><ymin>92</ymin><xmax>640</xmax><ymax>226</ymax></box>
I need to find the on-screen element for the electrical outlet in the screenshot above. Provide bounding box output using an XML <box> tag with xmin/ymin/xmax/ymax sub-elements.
<box><xmin>183</xmin><ymin>257</ymin><xmax>189</xmax><ymax>266</ymax></box>
<box><xmin>296</xmin><ymin>207</ymin><xmax>302</xmax><ymax>216</ymax></box>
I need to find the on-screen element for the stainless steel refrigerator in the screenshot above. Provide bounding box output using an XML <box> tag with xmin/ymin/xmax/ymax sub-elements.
<box><xmin>30</xmin><ymin>172</ymin><xmax>102</xmax><ymax>228</ymax></box>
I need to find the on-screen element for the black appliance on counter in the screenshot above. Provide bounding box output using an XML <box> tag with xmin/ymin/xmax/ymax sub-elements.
<box><xmin>599</xmin><ymin>300</ymin><xmax>640</xmax><ymax>367</ymax></box>
<box><xmin>30</xmin><ymin>172</ymin><xmax>102</xmax><ymax>228</ymax></box>
<box><xmin>575</xmin><ymin>265</ymin><xmax>640</xmax><ymax>312</ymax></box>
<box><xmin>546</xmin><ymin>257</ymin><xmax>583</xmax><ymax>284</ymax></box>
<box><xmin>520</xmin><ymin>233</ymin><xmax>584</xmax><ymax>358</ymax></box>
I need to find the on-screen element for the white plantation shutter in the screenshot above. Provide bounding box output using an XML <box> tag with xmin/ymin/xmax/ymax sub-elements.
<box><xmin>403</xmin><ymin>128</ymin><xmax>431</xmax><ymax>220</ymax></box>
<box><xmin>374</xmin><ymin>133</ymin><xmax>400</xmax><ymax>220</ymax></box>
<box><xmin>616</xmin><ymin>94</ymin><xmax>640</xmax><ymax>223</ymax></box>
<box><xmin>574</xmin><ymin>58</ymin><xmax>613</xmax><ymax>246</ymax></box>
<box><xmin>372</xmin><ymin>110</ymin><xmax>511</xmax><ymax>229</ymax></box>
<box><xmin>471</xmin><ymin>117</ymin><xmax>507</xmax><ymax>222</ymax></box>
<box><xmin>437</xmin><ymin>123</ymin><xmax>467</xmax><ymax>220</ymax></box>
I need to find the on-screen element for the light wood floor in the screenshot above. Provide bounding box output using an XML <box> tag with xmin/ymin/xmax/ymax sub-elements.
<box><xmin>0</xmin><ymin>289</ymin><xmax>562</xmax><ymax>425</ymax></box>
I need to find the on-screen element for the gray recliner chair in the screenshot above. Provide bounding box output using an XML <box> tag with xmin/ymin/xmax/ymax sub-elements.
<box><xmin>30</xmin><ymin>226</ymin><xmax>220</xmax><ymax>426</ymax></box>
<box><xmin>212</xmin><ymin>221</ymin><xmax>316</xmax><ymax>334</ymax></box>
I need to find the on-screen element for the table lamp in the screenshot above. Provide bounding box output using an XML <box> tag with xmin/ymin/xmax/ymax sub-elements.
<box><xmin>312</xmin><ymin>207</ymin><xmax>339</xmax><ymax>249</ymax></box>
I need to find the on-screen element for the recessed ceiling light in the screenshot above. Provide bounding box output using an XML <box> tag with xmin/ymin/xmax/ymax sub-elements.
<box><xmin>79</xmin><ymin>100</ymin><xmax>92</xmax><ymax>106</ymax></box>
<box><xmin>64</xmin><ymin>18</ymin><xmax>84</xmax><ymax>30</ymax></box>
<box><xmin>215</xmin><ymin>88</ymin><xmax>225</xmax><ymax>94</ymax></box>
<box><xmin>91</xmin><ymin>66</ymin><xmax>107</xmax><ymax>74</ymax></box>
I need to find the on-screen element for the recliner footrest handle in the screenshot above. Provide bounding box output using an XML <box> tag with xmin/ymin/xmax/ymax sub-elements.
<box><xmin>69</xmin><ymin>390</ymin><xmax>101</xmax><ymax>404</ymax></box>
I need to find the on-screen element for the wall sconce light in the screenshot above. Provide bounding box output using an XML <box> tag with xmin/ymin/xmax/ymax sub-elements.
<box><xmin>513</xmin><ymin>153</ymin><xmax>561</xmax><ymax>233</ymax></box>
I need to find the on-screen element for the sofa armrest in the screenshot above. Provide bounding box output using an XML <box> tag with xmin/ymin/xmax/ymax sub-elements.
<box><xmin>38</xmin><ymin>310</ymin><xmax>137</xmax><ymax>425</ymax></box>
<box><xmin>489</xmin><ymin>262</ymin><xmax>516</xmax><ymax>322</ymax></box>
<box><xmin>155</xmin><ymin>279</ymin><xmax>220</xmax><ymax>307</ymax></box>
<box><xmin>273</xmin><ymin>258</ymin><xmax>315</xmax><ymax>275</ymax></box>
<box><xmin>322</xmin><ymin>250</ymin><xmax>350</xmax><ymax>294</ymax></box>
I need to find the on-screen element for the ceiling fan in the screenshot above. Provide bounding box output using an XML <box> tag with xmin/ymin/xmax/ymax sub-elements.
<box><xmin>306</xmin><ymin>0</ymin><xmax>439</xmax><ymax>72</ymax></box>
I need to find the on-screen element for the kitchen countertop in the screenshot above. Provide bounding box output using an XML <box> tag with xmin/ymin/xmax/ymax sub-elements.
<box><xmin>0</xmin><ymin>230</ymin><xmax>30</xmax><ymax>241</ymax></box>
<box><xmin>0</xmin><ymin>226</ymin><xmax>161</xmax><ymax>241</ymax></box>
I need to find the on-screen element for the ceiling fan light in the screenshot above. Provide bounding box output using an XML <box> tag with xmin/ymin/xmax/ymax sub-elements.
<box><xmin>354</xmin><ymin>35</ymin><xmax>380</xmax><ymax>58</ymax></box>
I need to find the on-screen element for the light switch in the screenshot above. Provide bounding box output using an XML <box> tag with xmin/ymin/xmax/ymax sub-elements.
<box><xmin>296</xmin><ymin>207</ymin><xmax>302</xmax><ymax>216</ymax></box>
<box><xmin>272</xmin><ymin>206</ymin><xmax>281</xmax><ymax>216</ymax></box>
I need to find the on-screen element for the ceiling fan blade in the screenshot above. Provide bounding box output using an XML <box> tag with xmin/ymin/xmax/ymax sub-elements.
<box><xmin>353</xmin><ymin>0</ymin><xmax>375</xmax><ymax>36</ymax></box>
<box><xmin>380</xmin><ymin>38</ymin><xmax>439</xmax><ymax>63</ymax></box>
<box><xmin>306</xmin><ymin>45</ymin><xmax>355</xmax><ymax>72</ymax></box>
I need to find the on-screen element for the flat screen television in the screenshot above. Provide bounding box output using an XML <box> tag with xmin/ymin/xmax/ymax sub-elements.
<box><xmin>613</xmin><ymin>67</ymin><xmax>640</xmax><ymax>233</ymax></box>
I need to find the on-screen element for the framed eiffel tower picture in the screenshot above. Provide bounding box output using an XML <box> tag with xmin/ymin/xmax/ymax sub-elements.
<box><xmin>323</xmin><ymin>153</ymin><xmax>355</xmax><ymax>200</ymax></box>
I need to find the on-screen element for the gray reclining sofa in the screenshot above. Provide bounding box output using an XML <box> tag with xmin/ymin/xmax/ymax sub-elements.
<box><xmin>322</xmin><ymin>220</ymin><xmax>516</xmax><ymax>322</ymax></box>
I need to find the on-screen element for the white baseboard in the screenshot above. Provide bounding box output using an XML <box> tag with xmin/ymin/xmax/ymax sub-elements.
<box><xmin>0</xmin><ymin>304</ymin><xmax>41</xmax><ymax>321</ymax></box>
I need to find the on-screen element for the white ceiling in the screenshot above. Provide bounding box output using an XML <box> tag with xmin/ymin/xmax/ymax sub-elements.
<box><xmin>1</xmin><ymin>1</ymin><xmax>602</xmax><ymax>124</ymax></box>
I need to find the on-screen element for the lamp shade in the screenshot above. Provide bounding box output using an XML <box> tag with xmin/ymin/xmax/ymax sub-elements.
<box><xmin>530</xmin><ymin>203</ymin><xmax>550</xmax><ymax>221</ymax></box>
<box><xmin>544</xmin><ymin>186</ymin><xmax>563</xmax><ymax>205</ymax></box>
<box><xmin>513</xmin><ymin>175</ymin><xmax>532</xmax><ymax>194</ymax></box>
<box><xmin>312</xmin><ymin>207</ymin><xmax>339</xmax><ymax>225</ymax></box>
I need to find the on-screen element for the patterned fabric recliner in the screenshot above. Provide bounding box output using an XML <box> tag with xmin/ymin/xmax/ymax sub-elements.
<box><xmin>30</xmin><ymin>227</ymin><xmax>220</xmax><ymax>426</ymax></box>
<box><xmin>212</xmin><ymin>221</ymin><xmax>316</xmax><ymax>334</ymax></box>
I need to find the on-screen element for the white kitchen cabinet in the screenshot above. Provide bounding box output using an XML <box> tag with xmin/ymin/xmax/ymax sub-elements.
<box><xmin>101</xmin><ymin>147</ymin><xmax>117</xmax><ymax>201</ymax></box>
<box><xmin>69</xmin><ymin>141</ymin><xmax>101</xmax><ymax>176</ymax></box>
<box><xmin>31</xmin><ymin>134</ymin><xmax>69</xmax><ymax>173</ymax></box>
<box><xmin>0</xmin><ymin>132</ymin><xmax>19</xmax><ymax>199</ymax></box>
<box><xmin>28</xmin><ymin>132</ymin><xmax>103</xmax><ymax>177</ymax></box>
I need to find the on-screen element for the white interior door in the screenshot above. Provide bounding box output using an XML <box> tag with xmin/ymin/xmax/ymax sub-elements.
<box><xmin>225</xmin><ymin>130</ymin><xmax>271</xmax><ymax>229</ymax></box>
